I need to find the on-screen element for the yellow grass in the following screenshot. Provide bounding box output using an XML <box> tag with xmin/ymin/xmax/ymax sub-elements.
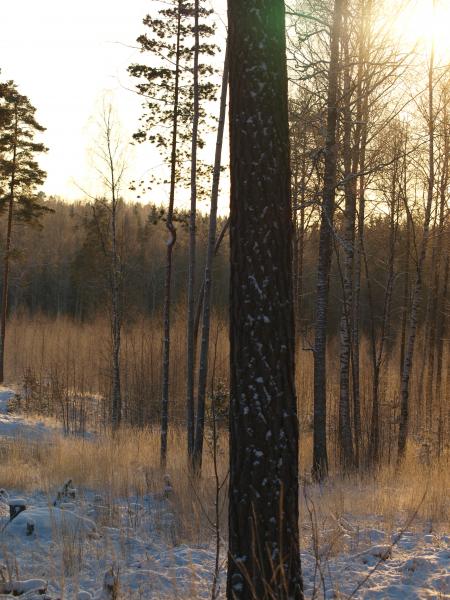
<box><xmin>1</xmin><ymin>313</ymin><xmax>448</xmax><ymax>547</ymax></box>
<box><xmin>0</xmin><ymin>426</ymin><xmax>447</xmax><ymax>541</ymax></box>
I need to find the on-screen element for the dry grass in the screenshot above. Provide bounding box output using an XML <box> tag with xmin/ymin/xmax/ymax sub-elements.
<box><xmin>1</xmin><ymin>313</ymin><xmax>448</xmax><ymax>557</ymax></box>
<box><xmin>0</xmin><ymin>426</ymin><xmax>230</xmax><ymax>544</ymax></box>
<box><xmin>302</xmin><ymin>448</ymin><xmax>449</xmax><ymax>530</ymax></box>
<box><xmin>6</xmin><ymin>313</ymin><xmax>448</xmax><ymax>453</ymax></box>
<box><xmin>0</xmin><ymin>426</ymin><xmax>448</xmax><ymax>543</ymax></box>
<box><xmin>5</xmin><ymin>312</ymin><xmax>229</xmax><ymax>428</ymax></box>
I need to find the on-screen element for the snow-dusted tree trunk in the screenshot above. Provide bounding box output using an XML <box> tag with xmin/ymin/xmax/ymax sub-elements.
<box><xmin>312</xmin><ymin>0</ymin><xmax>345</xmax><ymax>481</ymax></box>
<box><xmin>186</xmin><ymin>0</ymin><xmax>200</xmax><ymax>459</ymax></box>
<box><xmin>160</xmin><ymin>4</ymin><xmax>181</xmax><ymax>468</ymax></box>
<box><xmin>227</xmin><ymin>1</ymin><xmax>303</xmax><ymax>598</ymax></box>
<box><xmin>192</xmin><ymin>42</ymin><xmax>228</xmax><ymax>473</ymax></box>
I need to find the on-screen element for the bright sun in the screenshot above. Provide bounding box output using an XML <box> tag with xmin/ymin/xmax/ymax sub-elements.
<box><xmin>402</xmin><ymin>0</ymin><xmax>450</xmax><ymax>57</ymax></box>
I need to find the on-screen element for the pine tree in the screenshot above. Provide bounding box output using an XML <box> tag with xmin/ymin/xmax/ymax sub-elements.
<box><xmin>0</xmin><ymin>81</ymin><xmax>50</xmax><ymax>383</ymax></box>
<box><xmin>128</xmin><ymin>0</ymin><xmax>216</xmax><ymax>466</ymax></box>
<box><xmin>227</xmin><ymin>1</ymin><xmax>303</xmax><ymax>598</ymax></box>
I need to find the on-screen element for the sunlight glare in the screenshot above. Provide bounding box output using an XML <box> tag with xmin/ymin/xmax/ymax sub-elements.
<box><xmin>401</xmin><ymin>0</ymin><xmax>450</xmax><ymax>58</ymax></box>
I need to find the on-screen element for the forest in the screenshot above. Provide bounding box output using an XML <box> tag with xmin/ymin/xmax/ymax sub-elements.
<box><xmin>0</xmin><ymin>0</ymin><xmax>448</xmax><ymax>599</ymax></box>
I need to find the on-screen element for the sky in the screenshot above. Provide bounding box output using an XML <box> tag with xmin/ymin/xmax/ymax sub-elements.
<box><xmin>2</xmin><ymin>1</ymin><xmax>446</xmax><ymax>210</ymax></box>
<box><xmin>0</xmin><ymin>0</ymin><xmax>227</xmax><ymax>208</ymax></box>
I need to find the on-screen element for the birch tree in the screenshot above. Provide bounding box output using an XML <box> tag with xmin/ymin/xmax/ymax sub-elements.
<box><xmin>186</xmin><ymin>0</ymin><xmax>200</xmax><ymax>460</ymax></box>
<box><xmin>398</xmin><ymin>2</ymin><xmax>437</xmax><ymax>461</ymax></box>
<box><xmin>312</xmin><ymin>0</ymin><xmax>345</xmax><ymax>481</ymax></box>
<box><xmin>88</xmin><ymin>102</ymin><xmax>127</xmax><ymax>429</ymax></box>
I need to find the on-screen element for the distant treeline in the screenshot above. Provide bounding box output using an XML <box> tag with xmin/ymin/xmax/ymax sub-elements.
<box><xmin>0</xmin><ymin>198</ymin><xmax>229</xmax><ymax>321</ymax></box>
<box><xmin>0</xmin><ymin>196</ymin><xmax>443</xmax><ymax>342</ymax></box>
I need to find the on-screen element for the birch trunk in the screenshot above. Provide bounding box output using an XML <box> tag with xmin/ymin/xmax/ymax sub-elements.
<box><xmin>425</xmin><ymin>97</ymin><xmax>448</xmax><ymax>433</ymax></box>
<box><xmin>350</xmin><ymin>0</ymin><xmax>372</xmax><ymax>466</ymax></box>
<box><xmin>398</xmin><ymin>23</ymin><xmax>435</xmax><ymax>461</ymax></box>
<box><xmin>186</xmin><ymin>0</ymin><xmax>200</xmax><ymax>459</ymax></box>
<box><xmin>338</xmin><ymin>10</ymin><xmax>356</xmax><ymax>471</ymax></box>
<box><xmin>368</xmin><ymin>157</ymin><xmax>399</xmax><ymax>464</ymax></box>
<box><xmin>111</xmin><ymin>182</ymin><xmax>122</xmax><ymax>429</ymax></box>
<box><xmin>312</xmin><ymin>0</ymin><xmax>345</xmax><ymax>481</ymax></box>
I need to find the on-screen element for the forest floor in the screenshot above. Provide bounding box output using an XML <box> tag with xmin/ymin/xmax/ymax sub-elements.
<box><xmin>0</xmin><ymin>386</ymin><xmax>448</xmax><ymax>599</ymax></box>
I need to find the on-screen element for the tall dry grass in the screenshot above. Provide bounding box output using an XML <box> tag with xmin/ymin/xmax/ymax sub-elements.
<box><xmin>5</xmin><ymin>312</ymin><xmax>229</xmax><ymax>429</ymax></box>
<box><xmin>5</xmin><ymin>312</ymin><xmax>449</xmax><ymax>465</ymax></box>
<box><xmin>0</xmin><ymin>427</ymin><xmax>447</xmax><ymax>542</ymax></box>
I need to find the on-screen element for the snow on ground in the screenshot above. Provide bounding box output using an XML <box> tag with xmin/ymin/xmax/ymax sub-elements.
<box><xmin>0</xmin><ymin>387</ymin><xmax>60</xmax><ymax>440</ymax></box>
<box><xmin>0</xmin><ymin>386</ymin><xmax>448</xmax><ymax>599</ymax></box>
<box><xmin>300</xmin><ymin>520</ymin><xmax>449</xmax><ymax>599</ymax></box>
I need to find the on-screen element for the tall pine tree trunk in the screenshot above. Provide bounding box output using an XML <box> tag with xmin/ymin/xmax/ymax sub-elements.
<box><xmin>312</xmin><ymin>0</ymin><xmax>345</xmax><ymax>481</ymax></box>
<box><xmin>0</xmin><ymin>106</ymin><xmax>17</xmax><ymax>384</ymax></box>
<box><xmin>160</xmin><ymin>3</ymin><xmax>181</xmax><ymax>468</ymax></box>
<box><xmin>227</xmin><ymin>1</ymin><xmax>303</xmax><ymax>597</ymax></box>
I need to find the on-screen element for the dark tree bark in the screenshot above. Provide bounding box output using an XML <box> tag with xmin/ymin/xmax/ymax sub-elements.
<box><xmin>0</xmin><ymin>148</ymin><xmax>15</xmax><ymax>384</ymax></box>
<box><xmin>160</xmin><ymin>3</ymin><xmax>181</xmax><ymax>468</ymax></box>
<box><xmin>192</xmin><ymin>42</ymin><xmax>229</xmax><ymax>473</ymax></box>
<box><xmin>227</xmin><ymin>1</ymin><xmax>303</xmax><ymax>598</ymax></box>
<box><xmin>312</xmin><ymin>0</ymin><xmax>345</xmax><ymax>481</ymax></box>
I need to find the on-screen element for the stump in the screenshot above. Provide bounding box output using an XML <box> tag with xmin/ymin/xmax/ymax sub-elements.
<box><xmin>8</xmin><ymin>498</ymin><xmax>26</xmax><ymax>521</ymax></box>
